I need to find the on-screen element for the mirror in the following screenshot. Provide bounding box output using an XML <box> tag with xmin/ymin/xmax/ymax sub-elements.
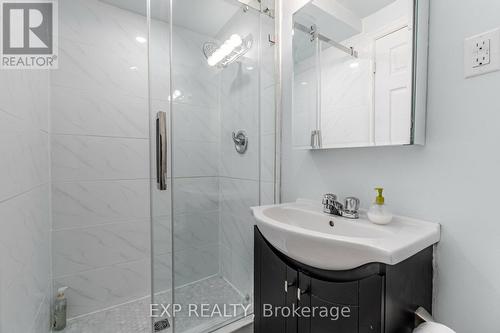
<box><xmin>292</xmin><ymin>0</ymin><xmax>429</xmax><ymax>149</ymax></box>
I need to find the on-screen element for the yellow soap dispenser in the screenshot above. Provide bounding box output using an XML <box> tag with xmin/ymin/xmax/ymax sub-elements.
<box><xmin>367</xmin><ymin>188</ymin><xmax>393</xmax><ymax>225</ymax></box>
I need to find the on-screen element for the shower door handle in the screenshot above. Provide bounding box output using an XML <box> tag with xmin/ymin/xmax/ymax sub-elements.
<box><xmin>156</xmin><ymin>111</ymin><xmax>167</xmax><ymax>191</ymax></box>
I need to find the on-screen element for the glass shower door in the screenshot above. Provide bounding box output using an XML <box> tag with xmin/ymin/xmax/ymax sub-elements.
<box><xmin>150</xmin><ymin>0</ymin><xmax>276</xmax><ymax>332</ymax></box>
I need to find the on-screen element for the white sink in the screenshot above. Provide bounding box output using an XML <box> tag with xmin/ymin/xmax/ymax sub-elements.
<box><xmin>251</xmin><ymin>199</ymin><xmax>440</xmax><ymax>271</ymax></box>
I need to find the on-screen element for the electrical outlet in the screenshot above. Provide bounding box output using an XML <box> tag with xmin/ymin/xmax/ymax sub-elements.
<box><xmin>472</xmin><ymin>39</ymin><xmax>490</xmax><ymax>68</ymax></box>
<box><xmin>465</xmin><ymin>28</ymin><xmax>500</xmax><ymax>78</ymax></box>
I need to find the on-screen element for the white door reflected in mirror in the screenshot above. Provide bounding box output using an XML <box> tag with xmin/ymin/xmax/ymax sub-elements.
<box><xmin>291</xmin><ymin>0</ymin><xmax>429</xmax><ymax>149</ymax></box>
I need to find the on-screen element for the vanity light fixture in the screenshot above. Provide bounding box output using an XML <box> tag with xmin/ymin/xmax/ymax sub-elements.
<box><xmin>205</xmin><ymin>34</ymin><xmax>253</xmax><ymax>68</ymax></box>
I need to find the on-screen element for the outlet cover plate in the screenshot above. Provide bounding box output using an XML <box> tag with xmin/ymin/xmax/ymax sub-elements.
<box><xmin>465</xmin><ymin>28</ymin><xmax>500</xmax><ymax>78</ymax></box>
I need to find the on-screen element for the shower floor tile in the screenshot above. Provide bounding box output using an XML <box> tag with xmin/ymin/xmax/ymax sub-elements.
<box><xmin>57</xmin><ymin>276</ymin><xmax>249</xmax><ymax>333</ymax></box>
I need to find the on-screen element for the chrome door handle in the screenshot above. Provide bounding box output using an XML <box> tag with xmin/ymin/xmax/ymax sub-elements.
<box><xmin>156</xmin><ymin>111</ymin><xmax>167</xmax><ymax>191</ymax></box>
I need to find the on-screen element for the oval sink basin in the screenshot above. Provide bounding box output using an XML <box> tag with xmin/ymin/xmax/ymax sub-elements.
<box><xmin>251</xmin><ymin>199</ymin><xmax>440</xmax><ymax>271</ymax></box>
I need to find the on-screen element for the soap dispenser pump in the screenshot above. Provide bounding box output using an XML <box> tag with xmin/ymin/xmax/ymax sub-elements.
<box><xmin>53</xmin><ymin>287</ymin><xmax>68</xmax><ymax>331</ymax></box>
<box><xmin>367</xmin><ymin>188</ymin><xmax>393</xmax><ymax>225</ymax></box>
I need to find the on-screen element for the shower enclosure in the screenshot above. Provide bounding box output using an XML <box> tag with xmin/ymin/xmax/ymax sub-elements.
<box><xmin>150</xmin><ymin>0</ymin><xmax>276</xmax><ymax>332</ymax></box>
<box><xmin>47</xmin><ymin>0</ymin><xmax>276</xmax><ymax>332</ymax></box>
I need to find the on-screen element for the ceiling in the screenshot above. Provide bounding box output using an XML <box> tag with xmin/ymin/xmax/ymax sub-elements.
<box><xmin>334</xmin><ymin>0</ymin><xmax>398</xmax><ymax>18</ymax></box>
<box><xmin>100</xmin><ymin>0</ymin><xmax>245</xmax><ymax>37</ymax></box>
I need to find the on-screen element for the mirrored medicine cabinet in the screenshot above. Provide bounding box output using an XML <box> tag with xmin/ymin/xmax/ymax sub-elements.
<box><xmin>292</xmin><ymin>0</ymin><xmax>429</xmax><ymax>149</ymax></box>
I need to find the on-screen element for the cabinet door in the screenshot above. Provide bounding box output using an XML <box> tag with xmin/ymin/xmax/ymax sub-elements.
<box><xmin>298</xmin><ymin>273</ymin><xmax>359</xmax><ymax>333</ymax></box>
<box><xmin>255</xmin><ymin>228</ymin><xmax>298</xmax><ymax>333</ymax></box>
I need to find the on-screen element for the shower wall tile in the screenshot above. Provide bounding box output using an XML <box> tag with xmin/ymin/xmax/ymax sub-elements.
<box><xmin>52</xmin><ymin>38</ymin><xmax>148</xmax><ymax>99</ymax></box>
<box><xmin>52</xmin><ymin>180</ymin><xmax>150</xmax><ymax>229</ymax></box>
<box><xmin>260</xmin><ymin>181</ymin><xmax>275</xmax><ymax>206</ymax></box>
<box><xmin>174</xmin><ymin>245</ymin><xmax>219</xmax><ymax>287</ymax></box>
<box><xmin>150</xmin><ymin>21</ymin><xmax>170</xmax><ymax>102</ymax></box>
<box><xmin>0</xmin><ymin>70</ymin><xmax>50</xmax><ymax>131</ymax></box>
<box><xmin>171</xmin><ymin>175</ymin><xmax>219</xmax><ymax>217</ymax></box>
<box><xmin>0</xmin><ymin>45</ymin><xmax>50</xmax><ymax>333</ymax></box>
<box><xmin>171</xmin><ymin>28</ymin><xmax>220</xmax><ymax>108</ymax></box>
<box><xmin>54</xmin><ymin>259</ymin><xmax>150</xmax><ymax>318</ymax></box>
<box><xmin>172</xmin><ymin>103</ymin><xmax>220</xmax><ymax>143</ymax></box>
<box><xmin>51</xmin><ymin>0</ymin><xmax>152</xmax><ymax>319</ymax></box>
<box><xmin>153</xmin><ymin>216</ymin><xmax>172</xmax><ymax>257</ymax></box>
<box><xmin>32</xmin><ymin>293</ymin><xmax>51</xmax><ymax>333</ymax></box>
<box><xmin>173</xmin><ymin>211</ymin><xmax>219</xmax><ymax>252</ymax></box>
<box><xmin>219</xmin><ymin>178</ymin><xmax>258</xmax><ymax>295</ymax></box>
<box><xmin>51</xmin><ymin>135</ymin><xmax>149</xmax><ymax>181</ymax></box>
<box><xmin>261</xmin><ymin>13</ymin><xmax>276</xmax><ymax>90</ymax></box>
<box><xmin>220</xmin><ymin>63</ymin><xmax>260</xmax><ymax>181</ymax></box>
<box><xmin>261</xmin><ymin>134</ymin><xmax>276</xmax><ymax>183</ymax></box>
<box><xmin>173</xmin><ymin>141</ymin><xmax>219</xmax><ymax>178</ymax></box>
<box><xmin>0</xmin><ymin>185</ymin><xmax>51</xmax><ymax>333</ymax></box>
<box><xmin>220</xmin><ymin>178</ymin><xmax>259</xmax><ymax>214</ymax></box>
<box><xmin>219</xmin><ymin>128</ymin><xmax>259</xmax><ymax>180</ymax></box>
<box><xmin>153</xmin><ymin>253</ymin><xmax>173</xmax><ymax>294</ymax></box>
<box><xmin>261</xmin><ymin>85</ymin><xmax>276</xmax><ymax>136</ymax></box>
<box><xmin>0</xmin><ymin>111</ymin><xmax>49</xmax><ymax>202</ymax></box>
<box><xmin>51</xmin><ymin>85</ymin><xmax>149</xmax><ymax>138</ymax></box>
<box><xmin>59</xmin><ymin>0</ymin><xmax>147</xmax><ymax>53</ymax></box>
<box><xmin>53</xmin><ymin>221</ymin><xmax>150</xmax><ymax>277</ymax></box>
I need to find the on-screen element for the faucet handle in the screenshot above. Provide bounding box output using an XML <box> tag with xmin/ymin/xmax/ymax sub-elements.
<box><xmin>322</xmin><ymin>193</ymin><xmax>337</xmax><ymax>205</ymax></box>
<box><xmin>344</xmin><ymin>197</ymin><xmax>360</xmax><ymax>212</ymax></box>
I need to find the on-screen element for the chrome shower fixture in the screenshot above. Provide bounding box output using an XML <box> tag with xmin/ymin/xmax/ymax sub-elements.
<box><xmin>203</xmin><ymin>34</ymin><xmax>253</xmax><ymax>68</ymax></box>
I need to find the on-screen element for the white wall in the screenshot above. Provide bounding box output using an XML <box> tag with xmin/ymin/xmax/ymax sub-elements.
<box><xmin>0</xmin><ymin>71</ymin><xmax>51</xmax><ymax>332</ymax></box>
<box><xmin>281</xmin><ymin>0</ymin><xmax>500</xmax><ymax>331</ymax></box>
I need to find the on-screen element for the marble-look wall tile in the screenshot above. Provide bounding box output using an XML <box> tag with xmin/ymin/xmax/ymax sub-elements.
<box><xmin>261</xmin><ymin>85</ymin><xmax>276</xmax><ymax>136</ymax></box>
<box><xmin>31</xmin><ymin>293</ymin><xmax>51</xmax><ymax>333</ymax></box>
<box><xmin>52</xmin><ymin>180</ymin><xmax>150</xmax><ymax>229</ymax></box>
<box><xmin>219</xmin><ymin>128</ymin><xmax>259</xmax><ymax>180</ymax></box>
<box><xmin>172</xmin><ymin>141</ymin><xmax>219</xmax><ymax>178</ymax></box>
<box><xmin>260</xmin><ymin>182</ymin><xmax>275</xmax><ymax>206</ymax></box>
<box><xmin>219</xmin><ymin>178</ymin><xmax>258</xmax><ymax>295</ymax></box>
<box><xmin>0</xmin><ymin>70</ymin><xmax>50</xmax><ymax>132</ymax></box>
<box><xmin>172</xmin><ymin>103</ymin><xmax>219</xmax><ymax>143</ymax></box>
<box><xmin>153</xmin><ymin>253</ymin><xmax>173</xmax><ymax>294</ymax></box>
<box><xmin>174</xmin><ymin>245</ymin><xmax>219</xmax><ymax>288</ymax></box>
<box><xmin>172</xmin><ymin>177</ymin><xmax>219</xmax><ymax>214</ymax></box>
<box><xmin>51</xmin><ymin>0</ymin><xmax>153</xmax><ymax>320</ymax></box>
<box><xmin>53</xmin><ymin>222</ymin><xmax>150</xmax><ymax>277</ymax></box>
<box><xmin>0</xmin><ymin>186</ymin><xmax>51</xmax><ymax>333</ymax></box>
<box><xmin>51</xmin><ymin>135</ymin><xmax>149</xmax><ymax>181</ymax></box>
<box><xmin>171</xmin><ymin>27</ymin><xmax>220</xmax><ymax>108</ymax></box>
<box><xmin>58</xmin><ymin>0</ymin><xmax>147</xmax><ymax>53</ymax></box>
<box><xmin>152</xmin><ymin>209</ymin><xmax>172</xmax><ymax>253</ymax></box>
<box><xmin>51</xmin><ymin>38</ymin><xmax>148</xmax><ymax>99</ymax></box>
<box><xmin>261</xmin><ymin>13</ymin><xmax>276</xmax><ymax>90</ymax></box>
<box><xmin>0</xmin><ymin>111</ymin><xmax>49</xmax><ymax>201</ymax></box>
<box><xmin>51</xmin><ymin>85</ymin><xmax>149</xmax><ymax>138</ymax></box>
<box><xmin>173</xmin><ymin>211</ymin><xmax>219</xmax><ymax>252</ymax></box>
<box><xmin>54</xmin><ymin>259</ymin><xmax>150</xmax><ymax>319</ymax></box>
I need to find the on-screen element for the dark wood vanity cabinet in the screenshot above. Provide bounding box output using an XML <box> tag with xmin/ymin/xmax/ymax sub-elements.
<box><xmin>254</xmin><ymin>227</ymin><xmax>433</xmax><ymax>333</ymax></box>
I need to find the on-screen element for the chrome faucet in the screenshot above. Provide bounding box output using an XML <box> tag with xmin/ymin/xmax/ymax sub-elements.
<box><xmin>322</xmin><ymin>194</ymin><xmax>360</xmax><ymax>219</ymax></box>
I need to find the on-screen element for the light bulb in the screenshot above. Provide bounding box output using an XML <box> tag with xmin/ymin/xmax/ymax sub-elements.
<box><xmin>228</xmin><ymin>34</ymin><xmax>243</xmax><ymax>48</ymax></box>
